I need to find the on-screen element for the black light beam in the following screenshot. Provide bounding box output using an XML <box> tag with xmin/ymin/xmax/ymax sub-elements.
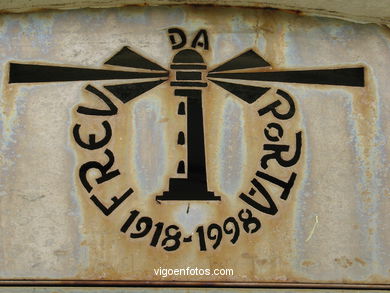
<box><xmin>105</xmin><ymin>47</ymin><xmax>167</xmax><ymax>71</ymax></box>
<box><xmin>208</xmin><ymin>67</ymin><xmax>365</xmax><ymax>87</ymax></box>
<box><xmin>9</xmin><ymin>63</ymin><xmax>168</xmax><ymax>84</ymax></box>
<box><xmin>209</xmin><ymin>79</ymin><xmax>270</xmax><ymax>103</ymax></box>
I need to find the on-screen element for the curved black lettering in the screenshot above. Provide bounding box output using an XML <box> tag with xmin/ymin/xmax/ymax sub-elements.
<box><xmin>168</xmin><ymin>28</ymin><xmax>187</xmax><ymax>50</ymax></box>
<box><xmin>90</xmin><ymin>187</ymin><xmax>133</xmax><ymax>216</ymax></box>
<box><xmin>239</xmin><ymin>179</ymin><xmax>278</xmax><ymax>216</ymax></box>
<box><xmin>261</xmin><ymin>131</ymin><xmax>302</xmax><ymax>169</ymax></box>
<box><xmin>258</xmin><ymin>89</ymin><xmax>295</xmax><ymax>120</ymax></box>
<box><xmin>77</xmin><ymin>85</ymin><xmax>118</xmax><ymax>116</ymax></box>
<box><xmin>264</xmin><ymin>122</ymin><xmax>283</xmax><ymax>142</ymax></box>
<box><xmin>191</xmin><ymin>29</ymin><xmax>209</xmax><ymax>50</ymax></box>
<box><xmin>79</xmin><ymin>149</ymin><xmax>120</xmax><ymax>192</ymax></box>
<box><xmin>73</xmin><ymin>120</ymin><xmax>112</xmax><ymax>150</ymax></box>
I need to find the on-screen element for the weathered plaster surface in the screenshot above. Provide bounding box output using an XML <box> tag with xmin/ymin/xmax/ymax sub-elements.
<box><xmin>0</xmin><ymin>5</ymin><xmax>388</xmax><ymax>286</ymax></box>
<box><xmin>0</xmin><ymin>0</ymin><xmax>390</xmax><ymax>26</ymax></box>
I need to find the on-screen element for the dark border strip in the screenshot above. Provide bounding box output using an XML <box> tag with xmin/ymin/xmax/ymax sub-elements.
<box><xmin>170</xmin><ymin>81</ymin><xmax>207</xmax><ymax>87</ymax></box>
<box><xmin>171</xmin><ymin>64</ymin><xmax>207</xmax><ymax>70</ymax></box>
<box><xmin>0</xmin><ymin>280</ymin><xmax>388</xmax><ymax>289</ymax></box>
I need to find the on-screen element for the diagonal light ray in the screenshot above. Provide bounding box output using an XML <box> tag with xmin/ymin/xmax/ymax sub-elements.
<box><xmin>209</xmin><ymin>49</ymin><xmax>270</xmax><ymax>73</ymax></box>
<box><xmin>209</xmin><ymin>79</ymin><xmax>270</xmax><ymax>103</ymax></box>
<box><xmin>105</xmin><ymin>79</ymin><xmax>168</xmax><ymax>103</ymax></box>
<box><xmin>105</xmin><ymin>47</ymin><xmax>167</xmax><ymax>71</ymax></box>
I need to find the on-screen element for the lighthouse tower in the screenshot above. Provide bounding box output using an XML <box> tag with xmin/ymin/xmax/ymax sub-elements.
<box><xmin>156</xmin><ymin>49</ymin><xmax>220</xmax><ymax>201</ymax></box>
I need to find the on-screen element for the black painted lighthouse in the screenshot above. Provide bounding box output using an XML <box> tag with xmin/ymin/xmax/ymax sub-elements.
<box><xmin>156</xmin><ymin>49</ymin><xmax>220</xmax><ymax>201</ymax></box>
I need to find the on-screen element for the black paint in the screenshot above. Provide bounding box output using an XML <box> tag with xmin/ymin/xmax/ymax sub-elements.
<box><xmin>161</xmin><ymin>225</ymin><xmax>182</xmax><ymax>251</ymax></box>
<box><xmin>196</xmin><ymin>226</ymin><xmax>207</xmax><ymax>251</ymax></box>
<box><xmin>120</xmin><ymin>210</ymin><xmax>140</xmax><ymax>233</ymax></box>
<box><xmin>210</xmin><ymin>49</ymin><xmax>270</xmax><ymax>73</ymax></box>
<box><xmin>261</xmin><ymin>131</ymin><xmax>302</xmax><ymax>169</ymax></box>
<box><xmin>238</xmin><ymin>209</ymin><xmax>261</xmax><ymax>233</ymax></box>
<box><xmin>191</xmin><ymin>29</ymin><xmax>209</xmax><ymax>50</ymax></box>
<box><xmin>9</xmin><ymin>27</ymin><xmax>367</xmax><ymax>214</ymax></box>
<box><xmin>105</xmin><ymin>47</ymin><xmax>167</xmax><ymax>71</ymax></box>
<box><xmin>178</xmin><ymin>102</ymin><xmax>186</xmax><ymax>115</ymax></box>
<box><xmin>177</xmin><ymin>131</ymin><xmax>185</xmax><ymax>145</ymax></box>
<box><xmin>91</xmin><ymin>187</ymin><xmax>133</xmax><ymax>216</ymax></box>
<box><xmin>73</xmin><ymin>121</ymin><xmax>112</xmax><ymax>150</ymax></box>
<box><xmin>118</xmin><ymin>209</ymin><xmax>262</xmax><ymax>251</ymax></box>
<box><xmin>176</xmin><ymin>71</ymin><xmax>202</xmax><ymax>81</ymax></box>
<box><xmin>170</xmin><ymin>64</ymin><xmax>207</xmax><ymax>70</ymax></box>
<box><xmin>9</xmin><ymin>63</ymin><xmax>168</xmax><ymax>83</ymax></box>
<box><xmin>183</xmin><ymin>236</ymin><xmax>193</xmax><ymax>243</ymax></box>
<box><xmin>79</xmin><ymin>149</ymin><xmax>120</xmax><ymax>193</ymax></box>
<box><xmin>170</xmin><ymin>81</ymin><xmax>207</xmax><ymax>87</ymax></box>
<box><xmin>77</xmin><ymin>85</ymin><xmax>118</xmax><ymax>116</ymax></box>
<box><xmin>256</xmin><ymin>171</ymin><xmax>297</xmax><ymax>201</ymax></box>
<box><xmin>130</xmin><ymin>217</ymin><xmax>153</xmax><ymax>238</ymax></box>
<box><xmin>170</xmin><ymin>49</ymin><xmax>207</xmax><ymax>88</ymax></box>
<box><xmin>207</xmin><ymin>223</ymin><xmax>222</xmax><ymax>249</ymax></box>
<box><xmin>208</xmin><ymin>67</ymin><xmax>365</xmax><ymax>87</ymax></box>
<box><xmin>264</xmin><ymin>123</ymin><xmax>283</xmax><ymax>142</ymax></box>
<box><xmin>172</xmin><ymin>49</ymin><xmax>204</xmax><ymax>64</ymax></box>
<box><xmin>177</xmin><ymin>161</ymin><xmax>185</xmax><ymax>174</ymax></box>
<box><xmin>156</xmin><ymin>89</ymin><xmax>220</xmax><ymax>201</ymax></box>
<box><xmin>168</xmin><ymin>28</ymin><xmax>187</xmax><ymax>50</ymax></box>
<box><xmin>223</xmin><ymin>217</ymin><xmax>240</xmax><ymax>244</ymax></box>
<box><xmin>210</xmin><ymin>79</ymin><xmax>270</xmax><ymax>104</ymax></box>
<box><xmin>240</xmin><ymin>178</ymin><xmax>279</xmax><ymax>216</ymax></box>
<box><xmin>104</xmin><ymin>80</ymin><xmax>167</xmax><ymax>103</ymax></box>
<box><xmin>258</xmin><ymin>89</ymin><xmax>296</xmax><ymax>120</ymax></box>
<box><xmin>150</xmin><ymin>222</ymin><xmax>164</xmax><ymax>247</ymax></box>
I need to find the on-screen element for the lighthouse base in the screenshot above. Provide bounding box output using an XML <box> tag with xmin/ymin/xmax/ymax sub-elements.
<box><xmin>156</xmin><ymin>178</ymin><xmax>221</xmax><ymax>201</ymax></box>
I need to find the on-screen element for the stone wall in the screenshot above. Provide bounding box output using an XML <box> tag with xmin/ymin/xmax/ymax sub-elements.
<box><xmin>0</xmin><ymin>3</ymin><xmax>389</xmax><ymax>288</ymax></box>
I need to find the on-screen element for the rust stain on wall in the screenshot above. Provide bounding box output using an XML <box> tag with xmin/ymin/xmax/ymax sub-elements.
<box><xmin>0</xmin><ymin>5</ymin><xmax>388</xmax><ymax>286</ymax></box>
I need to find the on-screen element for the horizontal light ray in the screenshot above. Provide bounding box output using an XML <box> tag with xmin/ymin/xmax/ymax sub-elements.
<box><xmin>9</xmin><ymin>63</ymin><xmax>168</xmax><ymax>84</ymax></box>
<box><xmin>208</xmin><ymin>67</ymin><xmax>365</xmax><ymax>87</ymax></box>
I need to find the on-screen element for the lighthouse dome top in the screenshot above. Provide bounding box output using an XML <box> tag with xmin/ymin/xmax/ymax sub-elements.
<box><xmin>172</xmin><ymin>49</ymin><xmax>204</xmax><ymax>64</ymax></box>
